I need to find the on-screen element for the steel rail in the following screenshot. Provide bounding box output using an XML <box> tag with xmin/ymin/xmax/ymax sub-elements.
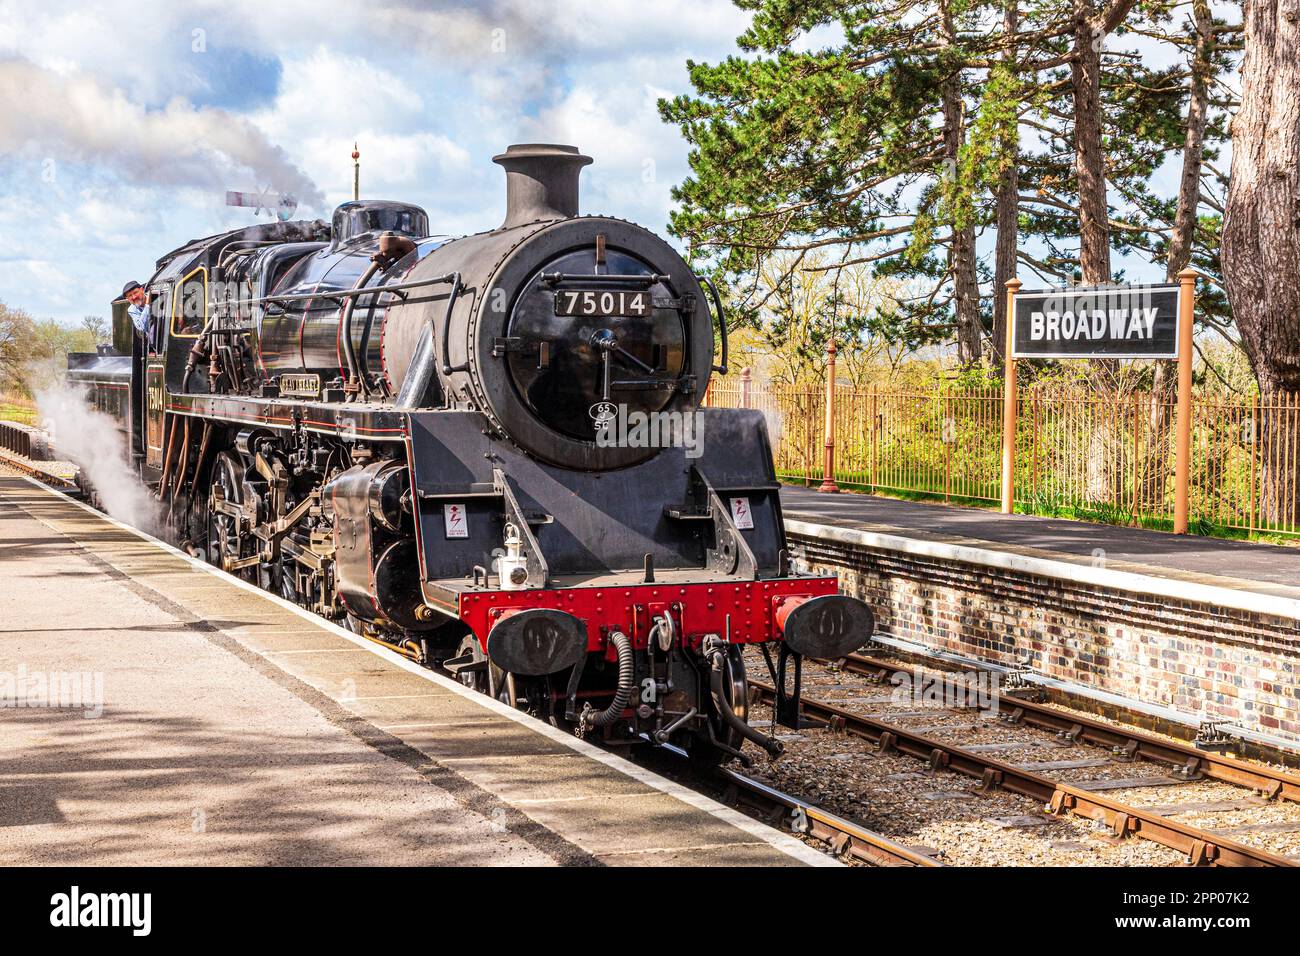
<box><xmin>750</xmin><ymin>680</ymin><xmax>1294</xmax><ymax>867</ymax></box>
<box><xmin>646</xmin><ymin>741</ymin><xmax>942</xmax><ymax>867</ymax></box>
<box><xmin>837</xmin><ymin>652</ymin><xmax>1300</xmax><ymax>803</ymax></box>
<box><xmin>716</xmin><ymin>766</ymin><xmax>943</xmax><ymax>866</ymax></box>
<box><xmin>0</xmin><ymin>449</ymin><xmax>79</xmax><ymax>490</ymax></box>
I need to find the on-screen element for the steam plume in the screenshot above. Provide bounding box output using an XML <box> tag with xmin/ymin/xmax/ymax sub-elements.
<box><xmin>35</xmin><ymin>382</ymin><xmax>162</xmax><ymax>535</ymax></box>
<box><xmin>0</xmin><ymin>56</ymin><xmax>324</xmax><ymax>208</ymax></box>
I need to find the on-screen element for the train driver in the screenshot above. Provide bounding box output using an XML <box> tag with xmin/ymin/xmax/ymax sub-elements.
<box><xmin>121</xmin><ymin>281</ymin><xmax>152</xmax><ymax>348</ymax></box>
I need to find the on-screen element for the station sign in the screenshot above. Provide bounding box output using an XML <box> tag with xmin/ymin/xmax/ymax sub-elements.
<box><xmin>1012</xmin><ymin>283</ymin><xmax>1182</xmax><ymax>359</ymax></box>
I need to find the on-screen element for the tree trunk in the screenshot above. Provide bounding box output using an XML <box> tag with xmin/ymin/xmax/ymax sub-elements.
<box><xmin>1166</xmin><ymin>0</ymin><xmax>1213</xmax><ymax>282</ymax></box>
<box><xmin>992</xmin><ymin>0</ymin><xmax>1020</xmax><ymax>367</ymax></box>
<box><xmin>940</xmin><ymin>4</ymin><xmax>983</xmax><ymax>367</ymax></box>
<box><xmin>1223</xmin><ymin>0</ymin><xmax>1300</xmax><ymax>525</ymax></box>
<box><xmin>1223</xmin><ymin>0</ymin><xmax>1300</xmax><ymax>394</ymax></box>
<box><xmin>1070</xmin><ymin>0</ymin><xmax>1140</xmax><ymax>287</ymax></box>
<box><xmin>1072</xmin><ymin>0</ymin><xmax>1123</xmax><ymax>498</ymax></box>
<box><xmin>1072</xmin><ymin>0</ymin><xmax>1111</xmax><ymax>286</ymax></box>
<box><xmin>1073</xmin><ymin>0</ymin><xmax>1140</xmax><ymax>505</ymax></box>
<box><xmin>1143</xmin><ymin>0</ymin><xmax>1214</xmax><ymax>512</ymax></box>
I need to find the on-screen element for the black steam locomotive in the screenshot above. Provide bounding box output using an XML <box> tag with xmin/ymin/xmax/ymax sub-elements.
<box><xmin>67</xmin><ymin>144</ymin><xmax>873</xmax><ymax>764</ymax></box>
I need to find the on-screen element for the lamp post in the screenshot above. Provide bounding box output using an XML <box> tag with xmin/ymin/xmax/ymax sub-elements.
<box><xmin>1173</xmin><ymin>267</ymin><xmax>1198</xmax><ymax>534</ymax></box>
<box><xmin>819</xmin><ymin>338</ymin><xmax>840</xmax><ymax>493</ymax></box>
<box><xmin>1000</xmin><ymin>278</ymin><xmax>1022</xmax><ymax>514</ymax></box>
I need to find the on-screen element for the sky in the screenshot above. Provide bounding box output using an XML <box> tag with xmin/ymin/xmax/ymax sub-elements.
<box><xmin>0</xmin><ymin>0</ymin><xmax>1228</xmax><ymax>326</ymax></box>
<box><xmin>0</xmin><ymin>0</ymin><xmax>754</xmax><ymax>324</ymax></box>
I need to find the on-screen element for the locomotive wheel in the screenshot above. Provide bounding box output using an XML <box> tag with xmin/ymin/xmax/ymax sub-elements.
<box><xmin>207</xmin><ymin>452</ymin><xmax>256</xmax><ymax>580</ymax></box>
<box><xmin>452</xmin><ymin>635</ymin><xmax>488</xmax><ymax>694</ymax></box>
<box><xmin>454</xmin><ymin>637</ymin><xmax>570</xmax><ymax>728</ymax></box>
<box><xmin>493</xmin><ymin>671</ymin><xmax>518</xmax><ymax>708</ymax></box>
<box><xmin>501</xmin><ymin>672</ymin><xmax>573</xmax><ymax>729</ymax></box>
<box><xmin>259</xmin><ymin>553</ymin><xmax>298</xmax><ymax>605</ymax></box>
<box><xmin>540</xmin><ymin>671</ymin><xmax>574</xmax><ymax>731</ymax></box>
<box><xmin>689</xmin><ymin>645</ymin><xmax>749</xmax><ymax>768</ymax></box>
<box><xmin>485</xmin><ymin>657</ymin><xmax>517</xmax><ymax>707</ymax></box>
<box><xmin>279</xmin><ymin>559</ymin><xmax>299</xmax><ymax>604</ymax></box>
<box><xmin>257</xmin><ymin>558</ymin><xmax>281</xmax><ymax>595</ymax></box>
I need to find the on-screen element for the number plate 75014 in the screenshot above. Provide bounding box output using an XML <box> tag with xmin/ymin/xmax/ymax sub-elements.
<box><xmin>553</xmin><ymin>289</ymin><xmax>653</xmax><ymax>317</ymax></box>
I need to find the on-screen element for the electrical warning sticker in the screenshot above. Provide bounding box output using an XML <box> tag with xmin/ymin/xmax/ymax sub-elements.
<box><xmin>443</xmin><ymin>503</ymin><xmax>469</xmax><ymax>538</ymax></box>
<box><xmin>729</xmin><ymin>496</ymin><xmax>754</xmax><ymax>530</ymax></box>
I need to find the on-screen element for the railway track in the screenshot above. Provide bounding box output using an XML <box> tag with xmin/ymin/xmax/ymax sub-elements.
<box><xmin>0</xmin><ymin>447</ymin><xmax>79</xmax><ymax>490</ymax></box>
<box><xmin>714</xmin><ymin>765</ymin><xmax>943</xmax><ymax>866</ymax></box>
<box><xmin>634</xmin><ymin>742</ymin><xmax>942</xmax><ymax>867</ymax></box>
<box><xmin>749</xmin><ymin>676</ymin><xmax>1294</xmax><ymax>867</ymax></box>
<box><xmin>838</xmin><ymin>651</ymin><xmax>1300</xmax><ymax>802</ymax></box>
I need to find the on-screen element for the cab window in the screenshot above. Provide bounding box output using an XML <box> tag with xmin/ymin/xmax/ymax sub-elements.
<box><xmin>171</xmin><ymin>267</ymin><xmax>208</xmax><ymax>338</ymax></box>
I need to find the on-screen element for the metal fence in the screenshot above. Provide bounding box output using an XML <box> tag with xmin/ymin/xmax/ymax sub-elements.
<box><xmin>704</xmin><ymin>378</ymin><xmax>1300</xmax><ymax>538</ymax></box>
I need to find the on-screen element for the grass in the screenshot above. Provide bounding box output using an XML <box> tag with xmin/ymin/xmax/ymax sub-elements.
<box><xmin>0</xmin><ymin>399</ymin><xmax>37</xmax><ymax>426</ymax></box>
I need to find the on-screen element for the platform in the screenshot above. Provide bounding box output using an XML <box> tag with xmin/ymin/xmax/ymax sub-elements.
<box><xmin>778</xmin><ymin>485</ymin><xmax>1300</xmax><ymax>752</ymax></box>
<box><xmin>0</xmin><ymin>472</ymin><xmax>831</xmax><ymax>867</ymax></box>
<box><xmin>780</xmin><ymin>486</ymin><xmax>1300</xmax><ymax>606</ymax></box>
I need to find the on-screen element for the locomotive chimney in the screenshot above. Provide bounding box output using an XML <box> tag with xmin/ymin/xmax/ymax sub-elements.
<box><xmin>493</xmin><ymin>144</ymin><xmax>592</xmax><ymax>229</ymax></box>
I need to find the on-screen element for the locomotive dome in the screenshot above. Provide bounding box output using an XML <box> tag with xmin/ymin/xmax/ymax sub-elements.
<box><xmin>329</xmin><ymin>200</ymin><xmax>429</xmax><ymax>249</ymax></box>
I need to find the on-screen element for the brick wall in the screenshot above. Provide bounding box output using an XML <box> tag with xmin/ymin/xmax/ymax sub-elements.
<box><xmin>789</xmin><ymin>530</ymin><xmax>1300</xmax><ymax>746</ymax></box>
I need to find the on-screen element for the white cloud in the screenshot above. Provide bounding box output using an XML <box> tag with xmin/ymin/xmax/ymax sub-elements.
<box><xmin>260</xmin><ymin>47</ymin><xmax>426</xmax><ymax>138</ymax></box>
<box><xmin>52</xmin><ymin>190</ymin><xmax>160</xmax><ymax>247</ymax></box>
<box><xmin>0</xmin><ymin>57</ymin><xmax>324</xmax><ymax>206</ymax></box>
<box><xmin>0</xmin><ymin>0</ymin><xmax>751</xmax><ymax>323</ymax></box>
<box><xmin>520</xmin><ymin>54</ymin><xmax>703</xmax><ymax>229</ymax></box>
<box><xmin>0</xmin><ymin>258</ymin><xmax>78</xmax><ymax>309</ymax></box>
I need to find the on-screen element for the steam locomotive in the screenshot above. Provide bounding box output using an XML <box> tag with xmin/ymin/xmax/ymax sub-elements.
<box><xmin>66</xmin><ymin>144</ymin><xmax>874</xmax><ymax>764</ymax></box>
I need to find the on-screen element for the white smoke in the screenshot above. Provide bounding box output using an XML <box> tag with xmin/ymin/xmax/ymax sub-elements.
<box><xmin>35</xmin><ymin>382</ymin><xmax>162</xmax><ymax>535</ymax></box>
<box><xmin>0</xmin><ymin>56</ymin><xmax>324</xmax><ymax>209</ymax></box>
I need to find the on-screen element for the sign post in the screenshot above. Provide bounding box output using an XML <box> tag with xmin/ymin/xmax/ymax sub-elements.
<box><xmin>1173</xmin><ymin>267</ymin><xmax>1198</xmax><ymax>534</ymax></box>
<box><xmin>1004</xmin><ymin>276</ymin><xmax>1194</xmax><ymax>527</ymax></box>
<box><xmin>1001</xmin><ymin>279</ymin><xmax>1021</xmax><ymax>514</ymax></box>
<box><xmin>225</xmin><ymin>189</ymin><xmax>297</xmax><ymax>221</ymax></box>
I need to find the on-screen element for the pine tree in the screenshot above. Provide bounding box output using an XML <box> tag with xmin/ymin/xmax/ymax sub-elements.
<box><xmin>664</xmin><ymin>0</ymin><xmax>1239</xmax><ymax>378</ymax></box>
<box><xmin>660</xmin><ymin>0</ymin><xmax>1002</xmax><ymax>366</ymax></box>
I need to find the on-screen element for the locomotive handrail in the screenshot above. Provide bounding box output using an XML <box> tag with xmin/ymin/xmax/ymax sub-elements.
<box><xmin>341</xmin><ymin>260</ymin><xmax>384</xmax><ymax>399</ymax></box>
<box><xmin>437</xmin><ymin>273</ymin><xmax>465</xmax><ymax>375</ymax></box>
<box><xmin>393</xmin><ymin>271</ymin><xmax>461</xmax><ymax>408</ymax></box>
<box><xmin>223</xmin><ymin>272</ymin><xmax>459</xmax><ymax>310</ymax></box>
<box><xmin>700</xmin><ymin>275</ymin><xmax>729</xmax><ymax>376</ymax></box>
<box><xmin>539</xmin><ymin>272</ymin><xmax>668</xmax><ymax>286</ymax></box>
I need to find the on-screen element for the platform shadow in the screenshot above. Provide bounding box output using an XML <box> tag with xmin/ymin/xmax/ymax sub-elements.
<box><xmin>0</xmin><ymin>706</ymin><xmax>537</xmax><ymax>867</ymax></box>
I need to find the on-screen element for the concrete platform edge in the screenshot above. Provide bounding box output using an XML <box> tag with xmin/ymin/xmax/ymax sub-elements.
<box><xmin>786</xmin><ymin>517</ymin><xmax>1300</xmax><ymax>622</ymax></box>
